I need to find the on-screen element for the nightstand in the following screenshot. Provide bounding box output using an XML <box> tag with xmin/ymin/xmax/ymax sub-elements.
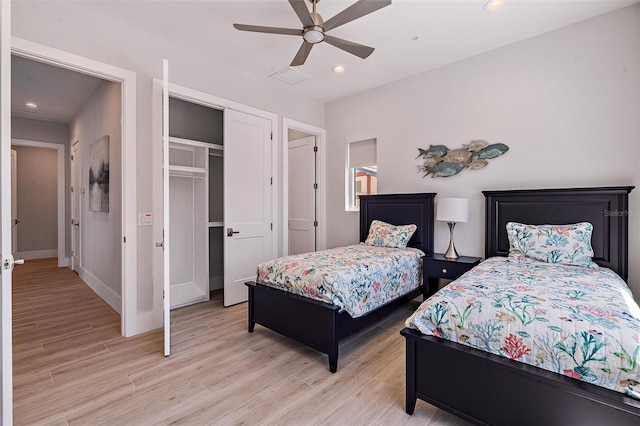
<box><xmin>424</xmin><ymin>253</ymin><xmax>482</xmax><ymax>297</ymax></box>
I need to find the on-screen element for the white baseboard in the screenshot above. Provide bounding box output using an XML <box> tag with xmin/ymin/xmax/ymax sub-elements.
<box><xmin>16</xmin><ymin>249</ymin><xmax>58</xmax><ymax>260</ymax></box>
<box><xmin>77</xmin><ymin>267</ymin><xmax>122</xmax><ymax>315</ymax></box>
<box><xmin>59</xmin><ymin>257</ymin><xmax>69</xmax><ymax>268</ymax></box>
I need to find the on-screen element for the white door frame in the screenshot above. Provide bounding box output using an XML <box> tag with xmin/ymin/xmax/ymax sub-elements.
<box><xmin>1</xmin><ymin>2</ymin><xmax>13</xmax><ymax>423</ymax></box>
<box><xmin>70</xmin><ymin>140</ymin><xmax>81</xmax><ymax>272</ymax></box>
<box><xmin>10</xmin><ymin>37</ymin><xmax>139</xmax><ymax>337</ymax></box>
<box><xmin>11</xmin><ymin>139</ymin><xmax>66</xmax><ymax>267</ymax></box>
<box><xmin>282</xmin><ymin>118</ymin><xmax>326</xmax><ymax>255</ymax></box>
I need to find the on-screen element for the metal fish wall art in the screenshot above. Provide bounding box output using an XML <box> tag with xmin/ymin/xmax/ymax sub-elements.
<box><xmin>417</xmin><ymin>140</ymin><xmax>509</xmax><ymax>178</ymax></box>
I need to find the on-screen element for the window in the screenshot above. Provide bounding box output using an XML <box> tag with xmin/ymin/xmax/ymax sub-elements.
<box><xmin>346</xmin><ymin>137</ymin><xmax>377</xmax><ymax>211</ymax></box>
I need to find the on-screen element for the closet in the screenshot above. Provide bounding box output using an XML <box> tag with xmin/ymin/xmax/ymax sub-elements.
<box><xmin>167</xmin><ymin>97</ymin><xmax>223</xmax><ymax>308</ymax></box>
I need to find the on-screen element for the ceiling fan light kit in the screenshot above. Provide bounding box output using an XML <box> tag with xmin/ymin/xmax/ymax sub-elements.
<box><xmin>233</xmin><ymin>0</ymin><xmax>392</xmax><ymax>66</ymax></box>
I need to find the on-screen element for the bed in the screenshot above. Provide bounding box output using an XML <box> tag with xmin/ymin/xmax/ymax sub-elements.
<box><xmin>401</xmin><ymin>186</ymin><xmax>640</xmax><ymax>425</ymax></box>
<box><xmin>245</xmin><ymin>192</ymin><xmax>435</xmax><ymax>372</ymax></box>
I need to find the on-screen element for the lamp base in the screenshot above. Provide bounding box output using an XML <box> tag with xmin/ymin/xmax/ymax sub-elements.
<box><xmin>444</xmin><ymin>222</ymin><xmax>459</xmax><ymax>259</ymax></box>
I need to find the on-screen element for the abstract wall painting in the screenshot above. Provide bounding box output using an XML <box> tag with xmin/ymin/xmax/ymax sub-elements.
<box><xmin>417</xmin><ymin>139</ymin><xmax>509</xmax><ymax>178</ymax></box>
<box><xmin>89</xmin><ymin>135</ymin><xmax>110</xmax><ymax>212</ymax></box>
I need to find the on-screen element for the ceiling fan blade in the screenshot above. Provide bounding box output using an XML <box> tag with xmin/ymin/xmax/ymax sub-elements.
<box><xmin>233</xmin><ymin>24</ymin><xmax>303</xmax><ymax>36</ymax></box>
<box><xmin>288</xmin><ymin>0</ymin><xmax>314</xmax><ymax>27</ymax></box>
<box><xmin>323</xmin><ymin>35</ymin><xmax>375</xmax><ymax>59</ymax></box>
<box><xmin>323</xmin><ymin>0</ymin><xmax>391</xmax><ymax>32</ymax></box>
<box><xmin>290</xmin><ymin>41</ymin><xmax>314</xmax><ymax>66</ymax></box>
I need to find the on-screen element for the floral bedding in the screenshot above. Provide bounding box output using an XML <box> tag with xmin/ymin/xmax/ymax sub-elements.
<box><xmin>406</xmin><ymin>256</ymin><xmax>640</xmax><ymax>397</ymax></box>
<box><xmin>257</xmin><ymin>244</ymin><xmax>424</xmax><ymax>318</ymax></box>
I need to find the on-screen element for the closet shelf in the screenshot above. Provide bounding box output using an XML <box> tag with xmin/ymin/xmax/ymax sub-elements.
<box><xmin>169</xmin><ymin>136</ymin><xmax>223</xmax><ymax>150</ymax></box>
<box><xmin>168</xmin><ymin>165</ymin><xmax>207</xmax><ymax>176</ymax></box>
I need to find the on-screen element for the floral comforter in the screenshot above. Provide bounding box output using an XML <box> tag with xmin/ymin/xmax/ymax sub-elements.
<box><xmin>406</xmin><ymin>257</ymin><xmax>640</xmax><ymax>397</ymax></box>
<box><xmin>257</xmin><ymin>244</ymin><xmax>424</xmax><ymax>318</ymax></box>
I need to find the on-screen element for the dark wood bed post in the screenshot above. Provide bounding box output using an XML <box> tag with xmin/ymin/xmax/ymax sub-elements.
<box><xmin>248</xmin><ymin>282</ymin><xmax>255</xmax><ymax>333</ymax></box>
<box><xmin>405</xmin><ymin>335</ymin><xmax>417</xmax><ymax>415</ymax></box>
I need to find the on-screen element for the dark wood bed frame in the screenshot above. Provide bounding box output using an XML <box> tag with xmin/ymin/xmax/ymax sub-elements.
<box><xmin>402</xmin><ymin>186</ymin><xmax>640</xmax><ymax>425</ymax></box>
<box><xmin>246</xmin><ymin>193</ymin><xmax>435</xmax><ymax>373</ymax></box>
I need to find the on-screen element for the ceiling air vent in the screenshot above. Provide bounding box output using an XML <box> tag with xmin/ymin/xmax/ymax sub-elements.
<box><xmin>269</xmin><ymin>67</ymin><xmax>311</xmax><ymax>86</ymax></box>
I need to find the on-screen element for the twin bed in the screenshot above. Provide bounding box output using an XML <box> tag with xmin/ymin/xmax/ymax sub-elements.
<box><xmin>403</xmin><ymin>186</ymin><xmax>640</xmax><ymax>424</ymax></box>
<box><xmin>246</xmin><ymin>192</ymin><xmax>435</xmax><ymax>373</ymax></box>
<box><xmin>246</xmin><ymin>187</ymin><xmax>640</xmax><ymax>424</ymax></box>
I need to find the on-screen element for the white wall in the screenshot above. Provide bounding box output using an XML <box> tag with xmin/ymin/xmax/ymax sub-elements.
<box><xmin>12</xmin><ymin>1</ymin><xmax>325</xmax><ymax>324</ymax></box>
<box><xmin>325</xmin><ymin>7</ymin><xmax>640</xmax><ymax>296</ymax></box>
<box><xmin>69</xmin><ymin>80</ymin><xmax>122</xmax><ymax>306</ymax></box>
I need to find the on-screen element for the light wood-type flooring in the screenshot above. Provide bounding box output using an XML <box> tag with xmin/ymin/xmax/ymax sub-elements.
<box><xmin>12</xmin><ymin>258</ymin><xmax>469</xmax><ymax>425</ymax></box>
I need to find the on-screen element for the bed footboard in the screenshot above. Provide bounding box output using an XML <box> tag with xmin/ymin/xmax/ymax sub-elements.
<box><xmin>246</xmin><ymin>281</ymin><xmax>341</xmax><ymax>372</ymax></box>
<box><xmin>401</xmin><ymin>328</ymin><xmax>640</xmax><ymax>425</ymax></box>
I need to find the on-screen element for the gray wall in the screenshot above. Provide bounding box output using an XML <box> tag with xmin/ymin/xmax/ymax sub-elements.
<box><xmin>12</xmin><ymin>116</ymin><xmax>68</xmax><ymax>144</ymax></box>
<box><xmin>325</xmin><ymin>6</ymin><xmax>640</xmax><ymax>297</ymax></box>
<box><xmin>12</xmin><ymin>117</ymin><xmax>70</xmax><ymax>260</ymax></box>
<box><xmin>13</xmin><ymin>145</ymin><xmax>58</xmax><ymax>254</ymax></box>
<box><xmin>69</xmin><ymin>80</ymin><xmax>122</xmax><ymax>300</ymax></box>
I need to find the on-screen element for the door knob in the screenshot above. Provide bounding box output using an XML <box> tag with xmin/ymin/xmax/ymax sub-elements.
<box><xmin>227</xmin><ymin>228</ymin><xmax>240</xmax><ymax>237</ymax></box>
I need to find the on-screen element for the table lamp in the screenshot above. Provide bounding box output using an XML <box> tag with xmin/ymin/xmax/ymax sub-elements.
<box><xmin>436</xmin><ymin>197</ymin><xmax>469</xmax><ymax>259</ymax></box>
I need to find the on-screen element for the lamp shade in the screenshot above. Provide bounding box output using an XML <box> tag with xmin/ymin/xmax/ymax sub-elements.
<box><xmin>436</xmin><ymin>198</ymin><xmax>469</xmax><ymax>223</ymax></box>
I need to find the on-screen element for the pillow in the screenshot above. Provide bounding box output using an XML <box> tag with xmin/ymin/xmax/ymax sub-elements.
<box><xmin>506</xmin><ymin>222</ymin><xmax>598</xmax><ymax>268</ymax></box>
<box><xmin>364</xmin><ymin>220</ymin><xmax>417</xmax><ymax>249</ymax></box>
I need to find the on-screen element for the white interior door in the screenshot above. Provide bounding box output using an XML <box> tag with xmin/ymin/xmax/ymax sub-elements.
<box><xmin>10</xmin><ymin>149</ymin><xmax>17</xmax><ymax>255</ymax></box>
<box><xmin>162</xmin><ymin>59</ymin><xmax>171</xmax><ymax>356</ymax></box>
<box><xmin>223</xmin><ymin>109</ymin><xmax>273</xmax><ymax>307</ymax></box>
<box><xmin>70</xmin><ymin>142</ymin><xmax>81</xmax><ymax>271</ymax></box>
<box><xmin>288</xmin><ymin>136</ymin><xmax>316</xmax><ymax>255</ymax></box>
<box><xmin>1</xmin><ymin>1</ymin><xmax>13</xmax><ymax>422</ymax></box>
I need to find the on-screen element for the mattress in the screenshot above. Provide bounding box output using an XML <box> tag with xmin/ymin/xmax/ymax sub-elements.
<box><xmin>406</xmin><ymin>256</ymin><xmax>640</xmax><ymax>397</ymax></box>
<box><xmin>257</xmin><ymin>244</ymin><xmax>424</xmax><ymax>318</ymax></box>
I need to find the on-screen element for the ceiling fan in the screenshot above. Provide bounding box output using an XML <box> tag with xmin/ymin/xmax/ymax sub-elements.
<box><xmin>233</xmin><ymin>0</ymin><xmax>391</xmax><ymax>66</ymax></box>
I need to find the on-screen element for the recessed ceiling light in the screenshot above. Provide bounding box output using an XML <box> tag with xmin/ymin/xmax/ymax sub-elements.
<box><xmin>332</xmin><ymin>65</ymin><xmax>345</xmax><ymax>73</ymax></box>
<box><xmin>484</xmin><ymin>0</ymin><xmax>505</xmax><ymax>12</ymax></box>
<box><xmin>25</xmin><ymin>102</ymin><xmax>38</xmax><ymax>109</ymax></box>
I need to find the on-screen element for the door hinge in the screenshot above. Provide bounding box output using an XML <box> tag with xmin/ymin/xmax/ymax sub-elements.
<box><xmin>313</xmin><ymin>146</ymin><xmax>318</xmax><ymax>152</ymax></box>
<box><xmin>124</xmin><ymin>237</ymin><xmax>126</xmax><ymax>243</ymax></box>
<box><xmin>314</xmin><ymin>220</ymin><xmax>318</xmax><ymax>227</ymax></box>
<box><xmin>270</xmin><ymin>177</ymin><xmax>273</xmax><ymax>185</ymax></box>
<box><xmin>71</xmin><ymin>187</ymin><xmax>74</xmax><ymax>193</ymax></box>
<box><xmin>313</xmin><ymin>183</ymin><xmax>318</xmax><ymax>190</ymax></box>
<box><xmin>71</xmin><ymin>155</ymin><xmax>74</xmax><ymax>160</ymax></box>
<box><xmin>270</xmin><ymin>132</ymin><xmax>273</xmax><ymax>140</ymax></box>
<box><xmin>270</xmin><ymin>223</ymin><xmax>273</xmax><ymax>231</ymax></box>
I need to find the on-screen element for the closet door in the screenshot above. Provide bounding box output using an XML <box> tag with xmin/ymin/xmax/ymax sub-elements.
<box><xmin>223</xmin><ymin>110</ymin><xmax>273</xmax><ymax>306</ymax></box>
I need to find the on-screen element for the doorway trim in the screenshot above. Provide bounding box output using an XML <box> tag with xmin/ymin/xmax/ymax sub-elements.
<box><xmin>11</xmin><ymin>37</ymin><xmax>138</xmax><ymax>336</ymax></box>
<box><xmin>10</xmin><ymin>139</ymin><xmax>66</xmax><ymax>267</ymax></box>
<box><xmin>282</xmin><ymin>118</ymin><xmax>326</xmax><ymax>255</ymax></box>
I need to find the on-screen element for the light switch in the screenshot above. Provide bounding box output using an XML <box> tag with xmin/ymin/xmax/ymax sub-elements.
<box><xmin>138</xmin><ymin>213</ymin><xmax>153</xmax><ymax>226</ymax></box>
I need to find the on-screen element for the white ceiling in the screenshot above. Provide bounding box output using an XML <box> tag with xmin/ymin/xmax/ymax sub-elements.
<box><xmin>12</xmin><ymin>55</ymin><xmax>105</xmax><ymax>123</ymax></box>
<box><xmin>79</xmin><ymin>0</ymin><xmax>637</xmax><ymax>103</ymax></box>
<box><xmin>11</xmin><ymin>0</ymin><xmax>638</xmax><ymax>122</ymax></box>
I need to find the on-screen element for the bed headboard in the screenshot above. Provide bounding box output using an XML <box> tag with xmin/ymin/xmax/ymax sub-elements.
<box><xmin>359</xmin><ymin>193</ymin><xmax>435</xmax><ymax>255</ymax></box>
<box><xmin>483</xmin><ymin>186</ymin><xmax>634</xmax><ymax>279</ymax></box>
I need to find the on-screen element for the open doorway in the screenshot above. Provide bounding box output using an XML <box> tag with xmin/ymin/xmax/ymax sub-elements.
<box><xmin>11</xmin><ymin>54</ymin><xmax>123</xmax><ymax>325</ymax></box>
<box><xmin>283</xmin><ymin>119</ymin><xmax>326</xmax><ymax>255</ymax></box>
